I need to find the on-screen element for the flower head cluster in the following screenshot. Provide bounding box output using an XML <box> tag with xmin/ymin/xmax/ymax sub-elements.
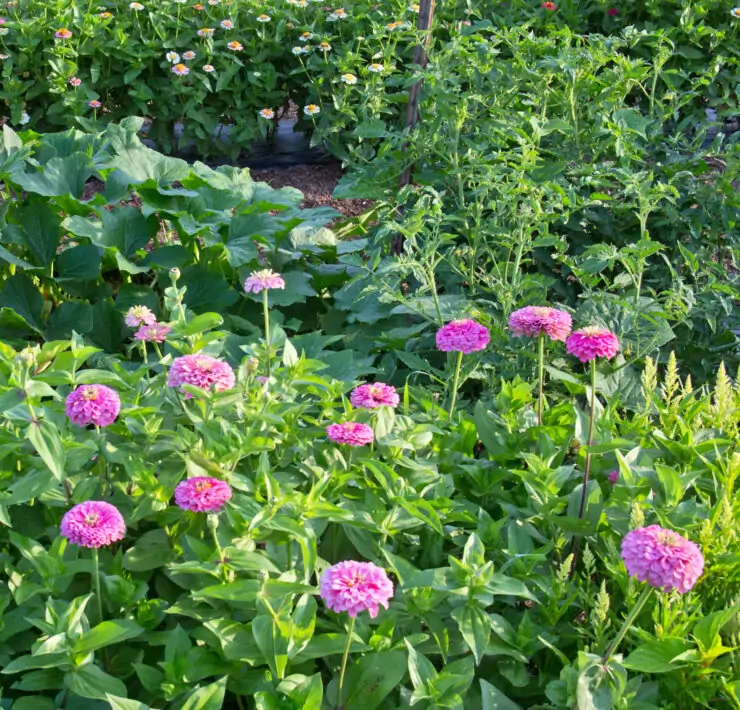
<box><xmin>183</xmin><ymin>50</ymin><xmax>196</xmax><ymax>60</ymax></box>
<box><xmin>61</xmin><ymin>501</ymin><xmax>126</xmax><ymax>548</ymax></box>
<box><xmin>226</xmin><ymin>40</ymin><xmax>243</xmax><ymax>51</ymax></box>
<box><xmin>134</xmin><ymin>323</ymin><xmax>171</xmax><ymax>342</ymax></box>
<box><xmin>172</xmin><ymin>63</ymin><xmax>190</xmax><ymax>75</ymax></box>
<box><xmin>607</xmin><ymin>470</ymin><xmax>619</xmax><ymax>485</ymax></box>
<box><xmin>259</xmin><ymin>108</ymin><xmax>275</xmax><ymax>119</ymax></box>
<box><xmin>436</xmin><ymin>319</ymin><xmax>490</xmax><ymax>354</ymax></box>
<box><xmin>166</xmin><ymin>51</ymin><xmax>180</xmax><ymax>62</ymax></box>
<box><xmin>89</xmin><ymin>99</ymin><xmax>102</xmax><ymax>109</ymax></box>
<box><xmin>66</xmin><ymin>385</ymin><xmax>121</xmax><ymax>427</ymax></box>
<box><xmin>244</xmin><ymin>269</ymin><xmax>285</xmax><ymax>293</ymax></box>
<box><xmin>621</xmin><ymin>525</ymin><xmax>704</xmax><ymax>593</ymax></box>
<box><xmin>508</xmin><ymin>306</ymin><xmax>572</xmax><ymax>342</ymax></box>
<box><xmin>125</xmin><ymin>305</ymin><xmax>157</xmax><ymax>328</ymax></box>
<box><xmin>541</xmin><ymin>1</ymin><xmax>557</xmax><ymax>9</ymax></box>
<box><xmin>300</xmin><ymin>31</ymin><xmax>313</xmax><ymax>40</ymax></box>
<box><xmin>350</xmin><ymin>383</ymin><xmax>399</xmax><ymax>409</ymax></box>
<box><xmin>731</xmin><ymin>7</ymin><xmax>740</xmax><ymax>17</ymax></box>
<box><xmin>168</xmin><ymin>354</ymin><xmax>235</xmax><ymax>396</ymax></box>
<box><xmin>69</xmin><ymin>76</ymin><xmax>82</xmax><ymax>87</ymax></box>
<box><xmin>99</xmin><ymin>11</ymin><xmax>112</xmax><ymax>18</ymax></box>
<box><xmin>174</xmin><ymin>477</ymin><xmax>232</xmax><ymax>512</ymax></box>
<box><xmin>318</xmin><ymin>41</ymin><xmax>332</xmax><ymax>51</ymax></box>
<box><xmin>203</xmin><ymin>64</ymin><xmax>215</xmax><ymax>72</ymax></box>
<box><xmin>320</xmin><ymin>561</ymin><xmax>394</xmax><ymax>618</ymax></box>
<box><xmin>257</xmin><ymin>13</ymin><xmax>270</xmax><ymax>21</ymax></box>
<box><xmin>129</xmin><ymin>2</ymin><xmax>144</xmax><ymax>9</ymax></box>
<box><xmin>326</xmin><ymin>422</ymin><xmax>374</xmax><ymax>446</ymax></box>
<box><xmin>341</xmin><ymin>73</ymin><xmax>357</xmax><ymax>84</ymax></box>
<box><xmin>220</xmin><ymin>19</ymin><xmax>234</xmax><ymax>28</ymax></box>
<box><xmin>368</xmin><ymin>62</ymin><xmax>384</xmax><ymax>73</ymax></box>
<box><xmin>304</xmin><ymin>104</ymin><xmax>320</xmax><ymax>116</ymax></box>
<box><xmin>197</xmin><ymin>27</ymin><xmax>214</xmax><ymax>36</ymax></box>
<box><xmin>607</xmin><ymin>6</ymin><xmax>619</xmax><ymax>15</ymax></box>
<box><xmin>566</xmin><ymin>326</ymin><xmax>619</xmax><ymax>363</ymax></box>
<box><xmin>55</xmin><ymin>28</ymin><xmax>72</xmax><ymax>39</ymax></box>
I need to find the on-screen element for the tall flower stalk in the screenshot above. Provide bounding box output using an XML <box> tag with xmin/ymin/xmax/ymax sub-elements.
<box><xmin>508</xmin><ymin>306</ymin><xmax>572</xmax><ymax>426</ymax></box>
<box><xmin>245</xmin><ymin>269</ymin><xmax>286</xmax><ymax>379</ymax></box>
<box><xmin>435</xmin><ymin>319</ymin><xmax>490</xmax><ymax>418</ymax></box>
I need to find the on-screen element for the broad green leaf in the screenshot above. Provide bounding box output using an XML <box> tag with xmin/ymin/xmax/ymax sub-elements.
<box><xmin>47</xmin><ymin>302</ymin><xmax>94</xmax><ymax>340</ymax></box>
<box><xmin>623</xmin><ymin>639</ymin><xmax>692</xmax><ymax>673</ymax></box>
<box><xmin>405</xmin><ymin>639</ymin><xmax>437</xmax><ymax>689</ymax></box>
<box><xmin>26</xmin><ymin>420</ymin><xmax>66</xmax><ymax>480</ymax></box>
<box><xmin>481</xmin><ymin>679</ymin><xmax>522</xmax><ymax>710</ymax></box>
<box><xmin>12</xmin><ymin>154</ymin><xmax>94</xmax><ymax>197</ymax></box>
<box><xmin>253</xmin><ymin>613</ymin><xmax>289</xmax><ymax>679</ymax></box>
<box><xmin>2</xmin><ymin>653</ymin><xmax>69</xmax><ymax>674</ymax></box>
<box><xmin>11</xmin><ymin>697</ymin><xmax>56</xmax><ymax>710</ymax></box>
<box><xmin>105</xmin><ymin>695</ymin><xmax>151</xmax><ymax>710</ymax></box>
<box><xmin>0</xmin><ymin>273</ymin><xmax>44</xmax><ymax>332</ymax></box>
<box><xmin>73</xmin><ymin>620</ymin><xmax>145</xmax><ymax>655</ymax></box>
<box><xmin>339</xmin><ymin>650</ymin><xmax>407</xmax><ymax>710</ymax></box>
<box><xmin>65</xmin><ymin>664</ymin><xmax>127</xmax><ymax>700</ymax></box>
<box><xmin>100</xmin><ymin>206</ymin><xmax>157</xmax><ymax>259</ymax></box>
<box><xmin>452</xmin><ymin>605</ymin><xmax>491</xmax><ymax>665</ymax></box>
<box><xmin>55</xmin><ymin>245</ymin><xmax>101</xmax><ymax>281</ymax></box>
<box><xmin>123</xmin><ymin>529</ymin><xmax>173</xmax><ymax>572</ymax></box>
<box><xmin>179</xmin><ymin>675</ymin><xmax>228</xmax><ymax>710</ymax></box>
<box><xmin>693</xmin><ymin>606</ymin><xmax>740</xmax><ymax>652</ymax></box>
<box><xmin>193</xmin><ymin>580</ymin><xmax>261</xmax><ymax>602</ymax></box>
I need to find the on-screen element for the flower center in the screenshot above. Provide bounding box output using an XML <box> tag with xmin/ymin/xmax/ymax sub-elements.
<box><xmin>532</xmin><ymin>307</ymin><xmax>551</xmax><ymax>317</ymax></box>
<box><xmin>84</xmin><ymin>513</ymin><xmax>99</xmax><ymax>527</ymax></box>
<box><xmin>195</xmin><ymin>480</ymin><xmax>213</xmax><ymax>492</ymax></box>
<box><xmin>658</xmin><ymin>531</ymin><xmax>679</xmax><ymax>546</ymax></box>
<box><xmin>580</xmin><ymin>326</ymin><xmax>604</xmax><ymax>336</ymax></box>
<box><xmin>81</xmin><ymin>386</ymin><xmax>99</xmax><ymax>401</ymax></box>
<box><xmin>345</xmin><ymin>573</ymin><xmax>366</xmax><ymax>588</ymax></box>
<box><xmin>196</xmin><ymin>358</ymin><xmax>213</xmax><ymax>371</ymax></box>
<box><xmin>370</xmin><ymin>386</ymin><xmax>382</xmax><ymax>397</ymax></box>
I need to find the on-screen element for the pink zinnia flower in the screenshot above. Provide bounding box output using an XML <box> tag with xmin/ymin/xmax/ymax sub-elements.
<box><xmin>508</xmin><ymin>306</ymin><xmax>572</xmax><ymax>342</ymax></box>
<box><xmin>607</xmin><ymin>7</ymin><xmax>618</xmax><ymax>15</ymax></box>
<box><xmin>350</xmin><ymin>383</ymin><xmax>400</xmax><ymax>409</ymax></box>
<box><xmin>436</xmin><ymin>319</ymin><xmax>490</xmax><ymax>354</ymax></box>
<box><xmin>134</xmin><ymin>323</ymin><xmax>171</xmax><ymax>342</ymax></box>
<box><xmin>244</xmin><ymin>269</ymin><xmax>286</xmax><ymax>294</ymax></box>
<box><xmin>60</xmin><ymin>501</ymin><xmax>126</xmax><ymax>548</ymax></box>
<box><xmin>125</xmin><ymin>305</ymin><xmax>157</xmax><ymax>328</ymax></box>
<box><xmin>66</xmin><ymin>385</ymin><xmax>121</xmax><ymax>427</ymax></box>
<box><xmin>621</xmin><ymin>525</ymin><xmax>704</xmax><ymax>593</ymax></box>
<box><xmin>566</xmin><ymin>326</ymin><xmax>620</xmax><ymax>363</ymax></box>
<box><xmin>55</xmin><ymin>28</ymin><xmax>72</xmax><ymax>39</ymax></box>
<box><xmin>69</xmin><ymin>77</ymin><xmax>82</xmax><ymax>87</ymax></box>
<box><xmin>174</xmin><ymin>476</ymin><xmax>232</xmax><ymax>512</ymax></box>
<box><xmin>168</xmin><ymin>354</ymin><xmax>235</xmax><ymax>397</ymax></box>
<box><xmin>607</xmin><ymin>470</ymin><xmax>619</xmax><ymax>485</ymax></box>
<box><xmin>89</xmin><ymin>99</ymin><xmax>102</xmax><ymax>109</ymax></box>
<box><xmin>320</xmin><ymin>560</ymin><xmax>394</xmax><ymax>618</ymax></box>
<box><xmin>326</xmin><ymin>422</ymin><xmax>374</xmax><ymax>446</ymax></box>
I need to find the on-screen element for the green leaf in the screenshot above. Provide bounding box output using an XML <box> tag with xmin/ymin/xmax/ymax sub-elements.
<box><xmin>47</xmin><ymin>302</ymin><xmax>94</xmax><ymax>340</ymax></box>
<box><xmin>13</xmin><ymin>201</ymin><xmax>61</xmax><ymax>267</ymax></box>
<box><xmin>26</xmin><ymin>420</ymin><xmax>66</xmax><ymax>481</ymax></box>
<box><xmin>73</xmin><ymin>620</ymin><xmax>145</xmax><ymax>655</ymax></box>
<box><xmin>252</xmin><ymin>613</ymin><xmax>289</xmax><ymax>679</ymax></box>
<box><xmin>12</xmin><ymin>154</ymin><xmax>94</xmax><ymax>197</ymax></box>
<box><xmin>623</xmin><ymin>639</ymin><xmax>692</xmax><ymax>673</ymax></box>
<box><xmin>100</xmin><ymin>206</ymin><xmax>157</xmax><ymax>259</ymax></box>
<box><xmin>0</xmin><ymin>273</ymin><xmax>44</xmax><ymax>332</ymax></box>
<box><xmin>193</xmin><ymin>580</ymin><xmax>261</xmax><ymax>602</ymax></box>
<box><xmin>174</xmin><ymin>313</ymin><xmax>224</xmax><ymax>337</ymax></box>
<box><xmin>2</xmin><ymin>653</ymin><xmax>69</xmax><ymax>674</ymax></box>
<box><xmin>405</xmin><ymin>639</ymin><xmax>437</xmax><ymax>690</ymax></box>
<box><xmin>693</xmin><ymin>606</ymin><xmax>740</xmax><ymax>652</ymax></box>
<box><xmin>480</xmin><ymin>678</ymin><xmax>522</xmax><ymax>710</ymax></box>
<box><xmin>123</xmin><ymin>529</ymin><xmax>174</xmax><ymax>572</ymax></box>
<box><xmin>452</xmin><ymin>605</ymin><xmax>491</xmax><ymax>665</ymax></box>
<box><xmin>105</xmin><ymin>695</ymin><xmax>151</xmax><ymax>710</ymax></box>
<box><xmin>487</xmin><ymin>573</ymin><xmax>535</xmax><ymax>600</ymax></box>
<box><xmin>281</xmin><ymin>673</ymin><xmax>323</xmax><ymax>710</ymax></box>
<box><xmin>11</xmin><ymin>697</ymin><xmax>57</xmax><ymax>710</ymax></box>
<box><xmin>65</xmin><ymin>664</ymin><xmax>127</xmax><ymax>700</ymax></box>
<box><xmin>179</xmin><ymin>675</ymin><xmax>228</xmax><ymax>710</ymax></box>
<box><xmin>340</xmin><ymin>650</ymin><xmax>407</xmax><ymax>710</ymax></box>
<box><xmin>55</xmin><ymin>245</ymin><xmax>101</xmax><ymax>281</ymax></box>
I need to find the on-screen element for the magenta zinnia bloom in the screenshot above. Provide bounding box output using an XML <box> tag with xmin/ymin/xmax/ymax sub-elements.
<box><xmin>60</xmin><ymin>501</ymin><xmax>126</xmax><ymax>548</ymax></box>
<box><xmin>244</xmin><ymin>269</ymin><xmax>286</xmax><ymax>294</ymax></box>
<box><xmin>350</xmin><ymin>383</ymin><xmax>400</xmax><ymax>409</ymax></box>
<box><xmin>326</xmin><ymin>422</ymin><xmax>374</xmax><ymax>446</ymax></box>
<box><xmin>320</xmin><ymin>560</ymin><xmax>394</xmax><ymax>618</ymax></box>
<box><xmin>566</xmin><ymin>326</ymin><xmax>619</xmax><ymax>363</ymax></box>
<box><xmin>66</xmin><ymin>385</ymin><xmax>121</xmax><ymax>427</ymax></box>
<box><xmin>621</xmin><ymin>525</ymin><xmax>704</xmax><ymax>594</ymax></box>
<box><xmin>168</xmin><ymin>354</ymin><xmax>235</xmax><ymax>397</ymax></box>
<box><xmin>125</xmin><ymin>305</ymin><xmax>157</xmax><ymax>328</ymax></box>
<box><xmin>174</xmin><ymin>477</ymin><xmax>232</xmax><ymax>512</ymax></box>
<box><xmin>607</xmin><ymin>7</ymin><xmax>618</xmax><ymax>15</ymax></box>
<box><xmin>134</xmin><ymin>323</ymin><xmax>171</xmax><ymax>343</ymax></box>
<box><xmin>607</xmin><ymin>470</ymin><xmax>619</xmax><ymax>485</ymax></box>
<box><xmin>436</xmin><ymin>319</ymin><xmax>490</xmax><ymax>354</ymax></box>
<box><xmin>509</xmin><ymin>306</ymin><xmax>572</xmax><ymax>342</ymax></box>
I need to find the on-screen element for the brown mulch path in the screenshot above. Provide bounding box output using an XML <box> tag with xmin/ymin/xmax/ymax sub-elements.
<box><xmin>251</xmin><ymin>161</ymin><xmax>374</xmax><ymax>218</ymax></box>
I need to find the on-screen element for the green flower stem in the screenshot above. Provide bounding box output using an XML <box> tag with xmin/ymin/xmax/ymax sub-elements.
<box><xmin>92</xmin><ymin>546</ymin><xmax>103</xmax><ymax>622</ymax></box>
<box><xmin>448</xmin><ymin>351</ymin><xmax>463</xmax><ymax>419</ymax></box>
<box><xmin>337</xmin><ymin>616</ymin><xmax>356</xmax><ymax>710</ymax></box>
<box><xmin>537</xmin><ymin>332</ymin><xmax>545</xmax><ymax>426</ymax></box>
<box><xmin>209</xmin><ymin>516</ymin><xmax>228</xmax><ymax>582</ymax></box>
<box><xmin>577</xmin><ymin>358</ymin><xmax>598</xmax><ymax>520</ymax></box>
<box><xmin>602</xmin><ymin>585</ymin><xmax>653</xmax><ymax>664</ymax></box>
<box><xmin>263</xmin><ymin>289</ymin><xmax>271</xmax><ymax>379</ymax></box>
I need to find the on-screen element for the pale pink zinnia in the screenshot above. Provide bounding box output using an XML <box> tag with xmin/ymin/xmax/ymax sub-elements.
<box><xmin>174</xmin><ymin>476</ymin><xmax>232</xmax><ymax>512</ymax></box>
<box><xmin>168</xmin><ymin>354</ymin><xmax>235</xmax><ymax>397</ymax></box>
<box><xmin>326</xmin><ymin>422</ymin><xmax>374</xmax><ymax>446</ymax></box>
<box><xmin>509</xmin><ymin>306</ymin><xmax>572</xmax><ymax>342</ymax></box>
<box><xmin>60</xmin><ymin>501</ymin><xmax>126</xmax><ymax>548</ymax></box>
<box><xmin>244</xmin><ymin>269</ymin><xmax>286</xmax><ymax>293</ymax></box>
<box><xmin>320</xmin><ymin>560</ymin><xmax>394</xmax><ymax>618</ymax></box>
<box><xmin>566</xmin><ymin>326</ymin><xmax>620</xmax><ymax>362</ymax></box>
<box><xmin>436</xmin><ymin>319</ymin><xmax>490</xmax><ymax>354</ymax></box>
<box><xmin>621</xmin><ymin>525</ymin><xmax>704</xmax><ymax>594</ymax></box>
<box><xmin>350</xmin><ymin>383</ymin><xmax>399</xmax><ymax>409</ymax></box>
<box><xmin>125</xmin><ymin>305</ymin><xmax>157</xmax><ymax>328</ymax></box>
<box><xmin>66</xmin><ymin>385</ymin><xmax>121</xmax><ymax>427</ymax></box>
<box><xmin>134</xmin><ymin>323</ymin><xmax>171</xmax><ymax>342</ymax></box>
